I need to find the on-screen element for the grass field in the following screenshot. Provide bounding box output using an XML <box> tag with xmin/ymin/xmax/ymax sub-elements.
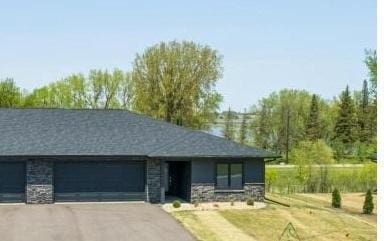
<box><xmin>296</xmin><ymin>192</ymin><xmax>377</xmax><ymax>214</ymax></box>
<box><xmin>266</xmin><ymin>164</ymin><xmax>377</xmax><ymax>193</ymax></box>
<box><xmin>172</xmin><ymin>193</ymin><xmax>376</xmax><ymax>241</ymax></box>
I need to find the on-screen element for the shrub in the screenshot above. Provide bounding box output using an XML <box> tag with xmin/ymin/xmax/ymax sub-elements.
<box><xmin>332</xmin><ymin>188</ymin><xmax>341</xmax><ymax>208</ymax></box>
<box><xmin>192</xmin><ymin>200</ymin><xmax>199</xmax><ymax>207</ymax></box>
<box><xmin>266</xmin><ymin>169</ymin><xmax>278</xmax><ymax>192</ymax></box>
<box><xmin>230</xmin><ymin>201</ymin><xmax>235</xmax><ymax>206</ymax></box>
<box><xmin>172</xmin><ymin>200</ymin><xmax>181</xmax><ymax>208</ymax></box>
<box><xmin>246</xmin><ymin>198</ymin><xmax>254</xmax><ymax>206</ymax></box>
<box><xmin>291</xmin><ymin>140</ymin><xmax>334</xmax><ymax>193</ymax></box>
<box><xmin>363</xmin><ymin>190</ymin><xmax>374</xmax><ymax>214</ymax></box>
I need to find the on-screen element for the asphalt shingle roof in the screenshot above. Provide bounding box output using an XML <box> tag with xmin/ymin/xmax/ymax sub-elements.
<box><xmin>0</xmin><ymin>108</ymin><xmax>277</xmax><ymax>158</ymax></box>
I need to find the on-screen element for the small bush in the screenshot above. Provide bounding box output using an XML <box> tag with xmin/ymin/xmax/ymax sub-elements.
<box><xmin>246</xmin><ymin>198</ymin><xmax>254</xmax><ymax>206</ymax></box>
<box><xmin>172</xmin><ymin>200</ymin><xmax>181</xmax><ymax>208</ymax></box>
<box><xmin>363</xmin><ymin>189</ymin><xmax>374</xmax><ymax>214</ymax></box>
<box><xmin>230</xmin><ymin>201</ymin><xmax>235</xmax><ymax>206</ymax></box>
<box><xmin>192</xmin><ymin>200</ymin><xmax>199</xmax><ymax>208</ymax></box>
<box><xmin>213</xmin><ymin>203</ymin><xmax>219</xmax><ymax>208</ymax></box>
<box><xmin>332</xmin><ymin>188</ymin><xmax>341</xmax><ymax>208</ymax></box>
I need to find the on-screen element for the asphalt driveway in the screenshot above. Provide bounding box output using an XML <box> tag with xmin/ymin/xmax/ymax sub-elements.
<box><xmin>0</xmin><ymin>203</ymin><xmax>195</xmax><ymax>241</ymax></box>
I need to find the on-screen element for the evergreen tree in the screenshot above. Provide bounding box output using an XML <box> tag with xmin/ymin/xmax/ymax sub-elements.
<box><xmin>239</xmin><ymin>110</ymin><xmax>248</xmax><ymax>144</ymax></box>
<box><xmin>305</xmin><ymin>94</ymin><xmax>321</xmax><ymax>140</ymax></box>
<box><xmin>332</xmin><ymin>188</ymin><xmax>341</xmax><ymax>208</ymax></box>
<box><xmin>364</xmin><ymin>50</ymin><xmax>377</xmax><ymax>140</ymax></box>
<box><xmin>222</xmin><ymin>107</ymin><xmax>235</xmax><ymax>140</ymax></box>
<box><xmin>333</xmin><ymin>86</ymin><xmax>358</xmax><ymax>153</ymax></box>
<box><xmin>358</xmin><ymin>80</ymin><xmax>371</xmax><ymax>143</ymax></box>
<box><xmin>363</xmin><ymin>189</ymin><xmax>374</xmax><ymax>214</ymax></box>
<box><xmin>364</xmin><ymin>50</ymin><xmax>377</xmax><ymax>101</ymax></box>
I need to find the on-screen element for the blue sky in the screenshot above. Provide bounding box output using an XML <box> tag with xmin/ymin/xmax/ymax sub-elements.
<box><xmin>0</xmin><ymin>0</ymin><xmax>376</xmax><ymax>111</ymax></box>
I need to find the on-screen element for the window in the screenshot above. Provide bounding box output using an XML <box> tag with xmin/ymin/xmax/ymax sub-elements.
<box><xmin>216</xmin><ymin>163</ymin><xmax>243</xmax><ymax>189</ymax></box>
<box><xmin>230</xmin><ymin>164</ymin><xmax>243</xmax><ymax>189</ymax></box>
<box><xmin>216</xmin><ymin>164</ymin><xmax>229</xmax><ymax>188</ymax></box>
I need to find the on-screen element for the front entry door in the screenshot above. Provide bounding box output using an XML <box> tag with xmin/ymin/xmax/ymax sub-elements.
<box><xmin>165</xmin><ymin>161</ymin><xmax>191</xmax><ymax>201</ymax></box>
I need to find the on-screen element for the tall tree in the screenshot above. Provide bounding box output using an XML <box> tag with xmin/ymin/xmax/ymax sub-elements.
<box><xmin>0</xmin><ymin>78</ymin><xmax>23</xmax><ymax>107</ymax></box>
<box><xmin>358</xmin><ymin>80</ymin><xmax>371</xmax><ymax>143</ymax></box>
<box><xmin>88</xmin><ymin>69</ymin><xmax>126</xmax><ymax>109</ymax></box>
<box><xmin>24</xmin><ymin>69</ymin><xmax>133</xmax><ymax>109</ymax></box>
<box><xmin>305</xmin><ymin>94</ymin><xmax>321</xmax><ymax>140</ymax></box>
<box><xmin>252</xmin><ymin>102</ymin><xmax>269</xmax><ymax>149</ymax></box>
<box><xmin>222</xmin><ymin>107</ymin><xmax>235</xmax><ymax>140</ymax></box>
<box><xmin>364</xmin><ymin>49</ymin><xmax>377</xmax><ymax>101</ymax></box>
<box><xmin>117</xmin><ymin>72</ymin><xmax>133</xmax><ymax>109</ymax></box>
<box><xmin>131</xmin><ymin>41</ymin><xmax>223</xmax><ymax>129</ymax></box>
<box><xmin>238</xmin><ymin>110</ymin><xmax>248</xmax><ymax>144</ymax></box>
<box><xmin>251</xmin><ymin>89</ymin><xmax>315</xmax><ymax>154</ymax></box>
<box><xmin>103</xmin><ymin>69</ymin><xmax>124</xmax><ymax>108</ymax></box>
<box><xmin>364</xmin><ymin>50</ymin><xmax>377</xmax><ymax>139</ymax></box>
<box><xmin>333</xmin><ymin>86</ymin><xmax>358</xmax><ymax>153</ymax></box>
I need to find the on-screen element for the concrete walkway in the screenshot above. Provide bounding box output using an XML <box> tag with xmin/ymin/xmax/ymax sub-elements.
<box><xmin>0</xmin><ymin>203</ymin><xmax>195</xmax><ymax>241</ymax></box>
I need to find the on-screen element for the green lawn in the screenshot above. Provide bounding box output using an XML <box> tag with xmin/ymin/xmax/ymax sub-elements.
<box><xmin>172</xmin><ymin>194</ymin><xmax>377</xmax><ymax>241</ymax></box>
<box><xmin>220</xmin><ymin>205</ymin><xmax>375</xmax><ymax>241</ymax></box>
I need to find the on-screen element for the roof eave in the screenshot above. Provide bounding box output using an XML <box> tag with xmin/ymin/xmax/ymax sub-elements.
<box><xmin>148</xmin><ymin>154</ymin><xmax>279</xmax><ymax>159</ymax></box>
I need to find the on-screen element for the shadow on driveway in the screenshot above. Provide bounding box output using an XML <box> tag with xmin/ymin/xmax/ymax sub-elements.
<box><xmin>0</xmin><ymin>203</ymin><xmax>195</xmax><ymax>241</ymax></box>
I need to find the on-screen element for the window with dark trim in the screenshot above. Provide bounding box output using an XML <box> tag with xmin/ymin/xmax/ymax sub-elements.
<box><xmin>216</xmin><ymin>163</ymin><xmax>243</xmax><ymax>189</ymax></box>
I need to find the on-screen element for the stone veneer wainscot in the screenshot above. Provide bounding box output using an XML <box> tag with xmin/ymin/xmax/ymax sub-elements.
<box><xmin>190</xmin><ymin>183</ymin><xmax>264</xmax><ymax>202</ymax></box>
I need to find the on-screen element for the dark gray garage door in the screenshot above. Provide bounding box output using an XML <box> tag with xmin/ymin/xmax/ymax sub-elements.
<box><xmin>0</xmin><ymin>162</ymin><xmax>25</xmax><ymax>203</ymax></box>
<box><xmin>54</xmin><ymin>161</ymin><xmax>145</xmax><ymax>202</ymax></box>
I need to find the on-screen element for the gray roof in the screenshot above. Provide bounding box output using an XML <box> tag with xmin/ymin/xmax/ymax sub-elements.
<box><xmin>0</xmin><ymin>108</ymin><xmax>277</xmax><ymax>158</ymax></box>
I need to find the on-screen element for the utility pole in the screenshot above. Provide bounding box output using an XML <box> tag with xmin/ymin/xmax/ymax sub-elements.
<box><xmin>285</xmin><ymin>109</ymin><xmax>290</xmax><ymax>163</ymax></box>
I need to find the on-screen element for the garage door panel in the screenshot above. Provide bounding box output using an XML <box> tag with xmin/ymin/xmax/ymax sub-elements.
<box><xmin>0</xmin><ymin>162</ymin><xmax>25</xmax><ymax>203</ymax></box>
<box><xmin>54</xmin><ymin>161</ymin><xmax>145</xmax><ymax>202</ymax></box>
<box><xmin>55</xmin><ymin>192</ymin><xmax>146</xmax><ymax>202</ymax></box>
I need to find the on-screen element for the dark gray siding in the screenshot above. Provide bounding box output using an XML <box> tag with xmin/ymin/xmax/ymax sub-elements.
<box><xmin>244</xmin><ymin>159</ymin><xmax>265</xmax><ymax>183</ymax></box>
<box><xmin>191</xmin><ymin>158</ymin><xmax>264</xmax><ymax>184</ymax></box>
<box><xmin>190</xmin><ymin>158</ymin><xmax>265</xmax><ymax>202</ymax></box>
<box><xmin>191</xmin><ymin>160</ymin><xmax>215</xmax><ymax>183</ymax></box>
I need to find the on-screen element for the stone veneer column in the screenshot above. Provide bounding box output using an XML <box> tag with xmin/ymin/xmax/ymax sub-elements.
<box><xmin>244</xmin><ymin>183</ymin><xmax>265</xmax><ymax>202</ymax></box>
<box><xmin>26</xmin><ymin>160</ymin><xmax>54</xmax><ymax>204</ymax></box>
<box><xmin>147</xmin><ymin>159</ymin><xmax>161</xmax><ymax>203</ymax></box>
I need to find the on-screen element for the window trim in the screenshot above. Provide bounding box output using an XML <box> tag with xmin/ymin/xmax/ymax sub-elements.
<box><xmin>215</xmin><ymin>161</ymin><xmax>244</xmax><ymax>190</ymax></box>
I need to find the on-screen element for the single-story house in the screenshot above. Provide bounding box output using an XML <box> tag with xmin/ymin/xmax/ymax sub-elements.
<box><xmin>0</xmin><ymin>108</ymin><xmax>277</xmax><ymax>204</ymax></box>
